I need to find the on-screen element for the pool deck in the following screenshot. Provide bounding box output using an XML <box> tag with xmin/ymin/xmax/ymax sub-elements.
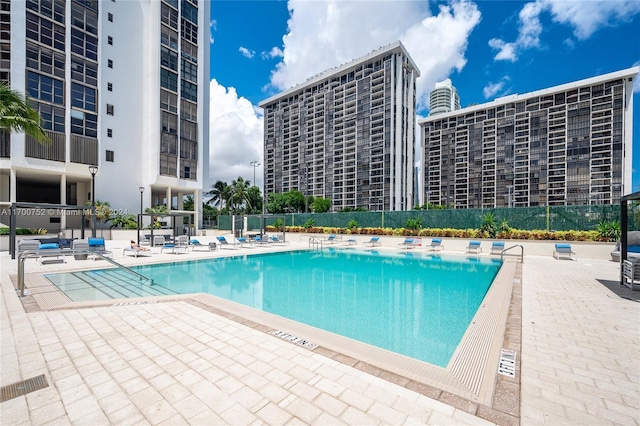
<box><xmin>1</xmin><ymin>235</ymin><xmax>638</xmax><ymax>425</ymax></box>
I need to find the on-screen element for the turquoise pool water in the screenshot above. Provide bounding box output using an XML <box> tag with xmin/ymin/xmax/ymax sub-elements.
<box><xmin>46</xmin><ymin>249</ymin><xmax>501</xmax><ymax>367</ymax></box>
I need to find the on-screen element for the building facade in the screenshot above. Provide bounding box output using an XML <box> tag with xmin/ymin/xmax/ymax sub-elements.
<box><xmin>0</xmin><ymin>0</ymin><xmax>210</xmax><ymax>230</ymax></box>
<box><xmin>419</xmin><ymin>67</ymin><xmax>637</xmax><ymax>209</ymax></box>
<box><xmin>259</xmin><ymin>41</ymin><xmax>420</xmax><ymax>212</ymax></box>
<box><xmin>428</xmin><ymin>78</ymin><xmax>460</xmax><ymax>116</ymax></box>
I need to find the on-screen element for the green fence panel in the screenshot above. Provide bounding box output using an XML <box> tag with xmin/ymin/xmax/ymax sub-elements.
<box><xmin>216</xmin><ymin>204</ymin><xmax>623</xmax><ymax>233</ymax></box>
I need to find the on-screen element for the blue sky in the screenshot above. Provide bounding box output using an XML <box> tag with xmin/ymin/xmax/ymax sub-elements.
<box><xmin>207</xmin><ymin>0</ymin><xmax>640</xmax><ymax>194</ymax></box>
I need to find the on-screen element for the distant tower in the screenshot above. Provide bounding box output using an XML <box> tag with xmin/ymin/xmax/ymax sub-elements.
<box><xmin>429</xmin><ymin>79</ymin><xmax>460</xmax><ymax>115</ymax></box>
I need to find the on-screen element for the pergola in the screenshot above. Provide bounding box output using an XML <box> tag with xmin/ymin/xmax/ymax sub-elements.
<box><xmin>620</xmin><ymin>190</ymin><xmax>640</xmax><ymax>285</ymax></box>
<box><xmin>137</xmin><ymin>212</ymin><xmax>195</xmax><ymax>246</ymax></box>
<box><xmin>8</xmin><ymin>202</ymin><xmax>91</xmax><ymax>259</ymax></box>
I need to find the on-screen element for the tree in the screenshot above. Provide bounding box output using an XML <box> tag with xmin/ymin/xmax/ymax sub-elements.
<box><xmin>206</xmin><ymin>180</ymin><xmax>230</xmax><ymax>209</ymax></box>
<box><xmin>246</xmin><ymin>186</ymin><xmax>263</xmax><ymax>214</ymax></box>
<box><xmin>229</xmin><ymin>176</ymin><xmax>251</xmax><ymax>213</ymax></box>
<box><xmin>312</xmin><ymin>197</ymin><xmax>331</xmax><ymax>213</ymax></box>
<box><xmin>0</xmin><ymin>81</ymin><xmax>48</xmax><ymax>142</ymax></box>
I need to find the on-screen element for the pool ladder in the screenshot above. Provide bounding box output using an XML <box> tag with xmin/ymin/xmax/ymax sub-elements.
<box><xmin>16</xmin><ymin>249</ymin><xmax>154</xmax><ymax>297</ymax></box>
<box><xmin>500</xmin><ymin>245</ymin><xmax>524</xmax><ymax>263</ymax></box>
<box><xmin>308</xmin><ymin>237</ymin><xmax>324</xmax><ymax>250</ymax></box>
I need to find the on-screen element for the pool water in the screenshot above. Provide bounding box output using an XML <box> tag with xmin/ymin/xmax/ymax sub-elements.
<box><xmin>46</xmin><ymin>249</ymin><xmax>501</xmax><ymax>367</ymax></box>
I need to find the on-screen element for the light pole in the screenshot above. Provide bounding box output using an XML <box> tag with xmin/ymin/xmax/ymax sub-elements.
<box><xmin>299</xmin><ymin>166</ymin><xmax>308</xmax><ymax>213</ymax></box>
<box><xmin>138</xmin><ymin>186</ymin><xmax>144</xmax><ymax>244</ymax></box>
<box><xmin>88</xmin><ymin>165</ymin><xmax>98</xmax><ymax>237</ymax></box>
<box><xmin>249</xmin><ymin>161</ymin><xmax>260</xmax><ymax>187</ymax></box>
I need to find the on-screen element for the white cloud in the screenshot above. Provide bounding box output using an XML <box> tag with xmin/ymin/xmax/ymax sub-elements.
<box><xmin>239</xmin><ymin>46</ymin><xmax>255</xmax><ymax>59</ymax></box>
<box><xmin>488</xmin><ymin>38</ymin><xmax>516</xmax><ymax>62</ymax></box>
<box><xmin>208</xmin><ymin>79</ymin><xmax>264</xmax><ymax>190</ymax></box>
<box><xmin>483</xmin><ymin>81</ymin><xmax>504</xmax><ymax>99</ymax></box>
<box><xmin>490</xmin><ymin>0</ymin><xmax>640</xmax><ymax>61</ymax></box>
<box><xmin>209</xmin><ymin>19</ymin><xmax>216</xmax><ymax>44</ymax></box>
<box><xmin>268</xmin><ymin>0</ymin><xmax>481</xmax><ymax>110</ymax></box>
<box><xmin>261</xmin><ymin>46</ymin><xmax>284</xmax><ymax>60</ymax></box>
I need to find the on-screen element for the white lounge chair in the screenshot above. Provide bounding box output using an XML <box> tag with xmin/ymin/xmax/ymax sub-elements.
<box><xmin>364</xmin><ymin>237</ymin><xmax>381</xmax><ymax>247</ymax></box>
<box><xmin>398</xmin><ymin>238</ymin><xmax>415</xmax><ymax>249</ymax></box>
<box><xmin>491</xmin><ymin>241</ymin><xmax>505</xmax><ymax>255</ymax></box>
<box><xmin>429</xmin><ymin>238</ymin><xmax>444</xmax><ymax>251</ymax></box>
<box><xmin>553</xmin><ymin>243</ymin><xmax>576</xmax><ymax>260</ymax></box>
<box><xmin>466</xmin><ymin>241</ymin><xmax>482</xmax><ymax>253</ymax></box>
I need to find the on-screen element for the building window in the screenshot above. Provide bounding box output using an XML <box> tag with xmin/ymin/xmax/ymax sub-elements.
<box><xmin>70</xmin><ymin>109</ymin><xmax>97</xmax><ymax>137</ymax></box>
<box><xmin>26</xmin><ymin>12</ymin><xmax>65</xmax><ymax>51</ymax></box>
<box><xmin>27</xmin><ymin>71</ymin><xmax>64</xmax><ymax>105</ymax></box>
<box><xmin>32</xmin><ymin>102</ymin><xmax>65</xmax><ymax>133</ymax></box>
<box><xmin>107</xmin><ymin>82</ymin><xmax>112</xmax><ymax>91</ymax></box>
<box><xmin>107</xmin><ymin>128</ymin><xmax>112</xmax><ymax>137</ymax></box>
<box><xmin>181</xmin><ymin>0</ymin><xmax>198</xmax><ymax>25</ymax></box>
<box><xmin>70</xmin><ymin>28</ymin><xmax>98</xmax><ymax>60</ymax></box>
<box><xmin>160</xmin><ymin>89</ymin><xmax>178</xmax><ymax>112</ymax></box>
<box><xmin>71</xmin><ymin>82</ymin><xmax>97</xmax><ymax>112</ymax></box>
<box><xmin>161</xmin><ymin>3</ymin><xmax>178</xmax><ymax>29</ymax></box>
<box><xmin>107</xmin><ymin>59</ymin><xmax>113</xmax><ymax>68</ymax></box>
<box><xmin>108</xmin><ymin>12</ymin><xmax>113</xmax><ymax>22</ymax></box>
<box><xmin>108</xmin><ymin>36</ymin><xmax>113</xmax><ymax>45</ymax></box>
<box><xmin>70</xmin><ymin>57</ymin><xmax>98</xmax><ymax>86</ymax></box>
<box><xmin>181</xmin><ymin>59</ymin><xmax>197</xmax><ymax>82</ymax></box>
<box><xmin>106</xmin><ymin>104</ymin><xmax>114</xmax><ymax>115</ymax></box>
<box><xmin>26</xmin><ymin>42</ymin><xmax>65</xmax><ymax>79</ymax></box>
<box><xmin>106</xmin><ymin>150</ymin><xmax>114</xmax><ymax>162</ymax></box>
<box><xmin>180</xmin><ymin>18</ymin><xmax>198</xmax><ymax>44</ymax></box>
<box><xmin>70</xmin><ymin>1</ymin><xmax>98</xmax><ymax>35</ymax></box>
<box><xmin>160</xmin><ymin>68</ymin><xmax>178</xmax><ymax>92</ymax></box>
<box><xmin>180</xmin><ymin>79</ymin><xmax>197</xmax><ymax>102</ymax></box>
<box><xmin>161</xmin><ymin>46</ymin><xmax>178</xmax><ymax>70</ymax></box>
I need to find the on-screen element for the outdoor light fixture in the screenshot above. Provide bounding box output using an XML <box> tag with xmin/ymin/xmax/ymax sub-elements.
<box><xmin>138</xmin><ymin>186</ymin><xmax>145</xmax><ymax>244</ymax></box>
<box><xmin>88</xmin><ymin>165</ymin><xmax>98</xmax><ymax>237</ymax></box>
<box><xmin>249</xmin><ymin>161</ymin><xmax>260</xmax><ymax>187</ymax></box>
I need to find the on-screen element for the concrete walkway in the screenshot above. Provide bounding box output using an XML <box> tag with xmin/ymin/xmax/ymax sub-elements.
<box><xmin>1</xmin><ymin>237</ymin><xmax>638</xmax><ymax>425</ymax></box>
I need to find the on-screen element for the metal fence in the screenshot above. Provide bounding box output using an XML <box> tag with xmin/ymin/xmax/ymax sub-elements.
<box><xmin>218</xmin><ymin>203</ymin><xmax>639</xmax><ymax>232</ymax></box>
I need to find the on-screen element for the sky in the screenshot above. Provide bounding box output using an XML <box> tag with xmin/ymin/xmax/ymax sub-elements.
<box><xmin>207</xmin><ymin>0</ymin><xmax>640</xmax><ymax>195</ymax></box>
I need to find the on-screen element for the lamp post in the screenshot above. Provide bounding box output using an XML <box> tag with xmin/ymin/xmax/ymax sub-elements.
<box><xmin>299</xmin><ymin>166</ymin><xmax>308</xmax><ymax>213</ymax></box>
<box><xmin>88</xmin><ymin>165</ymin><xmax>98</xmax><ymax>237</ymax></box>
<box><xmin>249</xmin><ymin>161</ymin><xmax>260</xmax><ymax>187</ymax></box>
<box><xmin>138</xmin><ymin>186</ymin><xmax>144</xmax><ymax>244</ymax></box>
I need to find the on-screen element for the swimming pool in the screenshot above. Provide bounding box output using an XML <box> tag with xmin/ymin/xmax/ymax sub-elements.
<box><xmin>46</xmin><ymin>249</ymin><xmax>501</xmax><ymax>367</ymax></box>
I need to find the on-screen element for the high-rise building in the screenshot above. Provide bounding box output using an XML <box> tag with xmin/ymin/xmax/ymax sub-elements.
<box><xmin>419</xmin><ymin>67</ymin><xmax>638</xmax><ymax>208</ymax></box>
<box><xmin>429</xmin><ymin>78</ymin><xmax>460</xmax><ymax>116</ymax></box>
<box><xmin>259</xmin><ymin>41</ymin><xmax>420</xmax><ymax>212</ymax></box>
<box><xmin>0</xmin><ymin>0</ymin><xmax>210</xmax><ymax>230</ymax></box>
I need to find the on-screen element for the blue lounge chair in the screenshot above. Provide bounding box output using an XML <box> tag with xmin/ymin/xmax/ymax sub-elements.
<box><xmin>466</xmin><ymin>241</ymin><xmax>482</xmax><ymax>253</ymax></box>
<box><xmin>364</xmin><ymin>237</ymin><xmax>381</xmax><ymax>247</ymax></box>
<box><xmin>398</xmin><ymin>237</ymin><xmax>415</xmax><ymax>249</ymax></box>
<box><xmin>429</xmin><ymin>238</ymin><xmax>444</xmax><ymax>251</ymax></box>
<box><xmin>217</xmin><ymin>236</ymin><xmax>237</xmax><ymax>249</ymax></box>
<box><xmin>344</xmin><ymin>238</ymin><xmax>357</xmax><ymax>245</ymax></box>
<box><xmin>491</xmin><ymin>241</ymin><xmax>505</xmax><ymax>255</ymax></box>
<box><xmin>88</xmin><ymin>237</ymin><xmax>112</xmax><ymax>259</ymax></box>
<box><xmin>236</xmin><ymin>237</ymin><xmax>253</xmax><ymax>247</ymax></box>
<box><xmin>553</xmin><ymin>243</ymin><xmax>576</xmax><ymax>260</ymax></box>
<box><xmin>37</xmin><ymin>242</ymin><xmax>65</xmax><ymax>264</ymax></box>
<box><xmin>325</xmin><ymin>234</ymin><xmax>338</xmax><ymax>244</ymax></box>
<box><xmin>189</xmin><ymin>239</ymin><xmax>216</xmax><ymax>251</ymax></box>
<box><xmin>269</xmin><ymin>235</ymin><xmax>288</xmax><ymax>245</ymax></box>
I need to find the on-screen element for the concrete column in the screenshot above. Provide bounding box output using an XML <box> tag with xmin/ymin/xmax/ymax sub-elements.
<box><xmin>9</xmin><ymin>169</ymin><xmax>16</xmax><ymax>203</ymax></box>
<box><xmin>60</xmin><ymin>174</ymin><xmax>67</xmax><ymax>230</ymax></box>
<box><xmin>165</xmin><ymin>187</ymin><xmax>171</xmax><ymax>211</ymax></box>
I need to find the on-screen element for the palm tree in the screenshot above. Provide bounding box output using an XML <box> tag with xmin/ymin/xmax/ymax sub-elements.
<box><xmin>206</xmin><ymin>180</ymin><xmax>230</xmax><ymax>209</ymax></box>
<box><xmin>0</xmin><ymin>81</ymin><xmax>49</xmax><ymax>142</ymax></box>
<box><xmin>230</xmin><ymin>176</ymin><xmax>251</xmax><ymax>214</ymax></box>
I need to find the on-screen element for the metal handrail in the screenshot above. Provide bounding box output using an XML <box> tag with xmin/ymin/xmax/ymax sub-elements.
<box><xmin>501</xmin><ymin>245</ymin><xmax>524</xmax><ymax>263</ymax></box>
<box><xmin>308</xmin><ymin>237</ymin><xmax>323</xmax><ymax>250</ymax></box>
<box><xmin>17</xmin><ymin>249</ymin><xmax>154</xmax><ymax>297</ymax></box>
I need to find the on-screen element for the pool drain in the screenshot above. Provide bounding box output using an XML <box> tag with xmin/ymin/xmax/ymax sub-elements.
<box><xmin>1</xmin><ymin>374</ymin><xmax>49</xmax><ymax>402</ymax></box>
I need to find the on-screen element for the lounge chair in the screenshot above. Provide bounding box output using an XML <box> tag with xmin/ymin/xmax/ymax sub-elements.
<box><xmin>88</xmin><ymin>237</ymin><xmax>112</xmax><ymax>259</ymax></box>
<box><xmin>553</xmin><ymin>243</ymin><xmax>576</xmax><ymax>260</ymax></box>
<box><xmin>428</xmin><ymin>238</ymin><xmax>444</xmax><ymax>251</ymax></box>
<box><xmin>622</xmin><ymin>259</ymin><xmax>640</xmax><ymax>290</ymax></box>
<box><xmin>162</xmin><ymin>236</ymin><xmax>189</xmax><ymax>254</ymax></box>
<box><xmin>466</xmin><ymin>241</ymin><xmax>482</xmax><ymax>253</ymax></box>
<box><xmin>325</xmin><ymin>234</ymin><xmax>338</xmax><ymax>244</ymax></box>
<box><xmin>217</xmin><ymin>236</ymin><xmax>238</xmax><ymax>249</ymax></box>
<box><xmin>398</xmin><ymin>237</ymin><xmax>415</xmax><ymax>249</ymax></box>
<box><xmin>491</xmin><ymin>241</ymin><xmax>505</xmax><ymax>255</ymax></box>
<box><xmin>153</xmin><ymin>236</ymin><xmax>166</xmax><ymax>247</ymax></box>
<box><xmin>18</xmin><ymin>239</ymin><xmax>41</xmax><ymax>255</ymax></box>
<box><xmin>123</xmin><ymin>246</ymin><xmax>152</xmax><ymax>257</ymax></box>
<box><xmin>364</xmin><ymin>237</ymin><xmax>381</xmax><ymax>247</ymax></box>
<box><xmin>189</xmin><ymin>239</ymin><xmax>215</xmax><ymax>251</ymax></box>
<box><xmin>37</xmin><ymin>242</ymin><xmax>66</xmax><ymax>264</ymax></box>
<box><xmin>236</xmin><ymin>237</ymin><xmax>253</xmax><ymax>248</ymax></box>
<box><xmin>269</xmin><ymin>235</ymin><xmax>288</xmax><ymax>245</ymax></box>
<box><xmin>344</xmin><ymin>238</ymin><xmax>357</xmax><ymax>245</ymax></box>
<box><xmin>72</xmin><ymin>240</ymin><xmax>89</xmax><ymax>260</ymax></box>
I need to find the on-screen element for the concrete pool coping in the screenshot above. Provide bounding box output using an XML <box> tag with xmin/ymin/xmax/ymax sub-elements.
<box><xmin>18</xmin><ymin>245</ymin><xmax>518</xmax><ymax>413</ymax></box>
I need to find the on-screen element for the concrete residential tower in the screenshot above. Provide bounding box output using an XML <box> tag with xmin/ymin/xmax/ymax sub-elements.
<box><xmin>0</xmin><ymin>0</ymin><xmax>210</xmax><ymax>231</ymax></box>
<box><xmin>419</xmin><ymin>67</ymin><xmax>638</xmax><ymax>208</ymax></box>
<box><xmin>429</xmin><ymin>78</ymin><xmax>460</xmax><ymax>116</ymax></box>
<box><xmin>259</xmin><ymin>41</ymin><xmax>420</xmax><ymax>212</ymax></box>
